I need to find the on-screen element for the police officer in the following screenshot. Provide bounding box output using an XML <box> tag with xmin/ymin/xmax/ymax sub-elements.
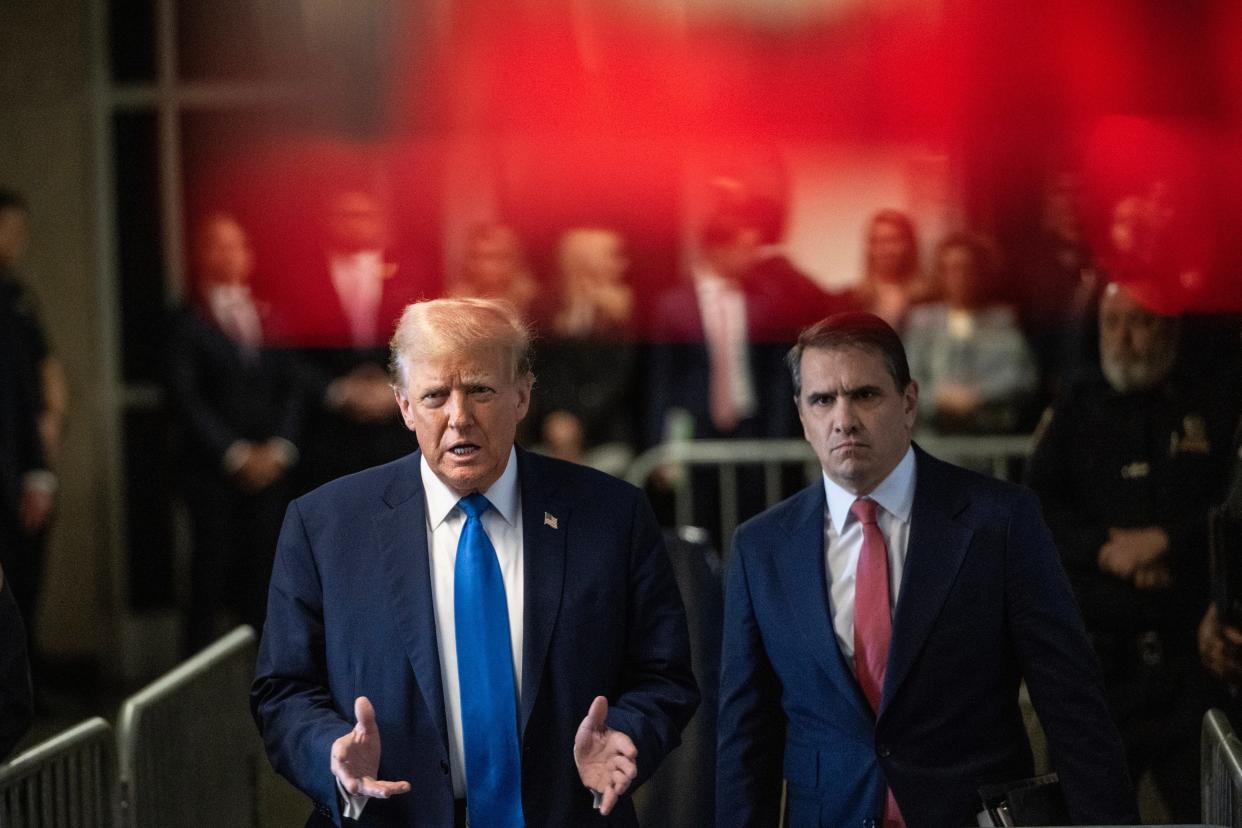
<box><xmin>1027</xmin><ymin>280</ymin><xmax>1234</xmax><ymax>821</ymax></box>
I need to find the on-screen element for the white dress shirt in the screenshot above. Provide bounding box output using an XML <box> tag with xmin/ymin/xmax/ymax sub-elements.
<box><xmin>342</xmin><ymin>447</ymin><xmax>525</xmax><ymax>816</ymax></box>
<box><xmin>693</xmin><ymin>268</ymin><xmax>757</xmax><ymax>421</ymax></box>
<box><xmin>822</xmin><ymin>447</ymin><xmax>916</xmax><ymax>664</ymax></box>
<box><xmin>329</xmin><ymin>250</ymin><xmax>385</xmax><ymax>347</ymax></box>
<box><xmin>207</xmin><ymin>283</ymin><xmax>263</xmax><ymax>354</ymax></box>
<box><xmin>423</xmin><ymin>447</ymin><xmax>525</xmax><ymax>798</ymax></box>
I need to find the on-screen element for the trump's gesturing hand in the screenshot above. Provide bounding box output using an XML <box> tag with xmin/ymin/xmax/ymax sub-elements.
<box><xmin>330</xmin><ymin>697</ymin><xmax>411</xmax><ymax>800</ymax></box>
<box><xmin>573</xmin><ymin>695</ymin><xmax>638</xmax><ymax>816</ymax></box>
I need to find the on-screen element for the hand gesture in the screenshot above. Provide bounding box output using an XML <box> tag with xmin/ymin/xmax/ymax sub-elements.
<box><xmin>1200</xmin><ymin>604</ymin><xmax>1242</xmax><ymax>685</ymax></box>
<box><xmin>573</xmin><ymin>696</ymin><xmax>638</xmax><ymax>816</ymax></box>
<box><xmin>234</xmin><ymin>442</ymin><xmax>286</xmax><ymax>493</ymax></box>
<box><xmin>1098</xmin><ymin>526</ymin><xmax>1169</xmax><ymax>580</ymax></box>
<box><xmin>330</xmin><ymin>697</ymin><xmax>411</xmax><ymax>800</ymax></box>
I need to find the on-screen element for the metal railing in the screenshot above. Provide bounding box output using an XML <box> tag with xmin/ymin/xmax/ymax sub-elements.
<box><xmin>625</xmin><ymin>434</ymin><xmax>1033</xmax><ymax>560</ymax></box>
<box><xmin>0</xmin><ymin>717</ymin><xmax>117</xmax><ymax>828</ymax></box>
<box><xmin>1203</xmin><ymin>707</ymin><xmax>1242</xmax><ymax>826</ymax></box>
<box><xmin>116</xmin><ymin>626</ymin><xmax>263</xmax><ymax>828</ymax></box>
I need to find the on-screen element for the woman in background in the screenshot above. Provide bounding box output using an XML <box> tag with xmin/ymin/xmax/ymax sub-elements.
<box><xmin>530</xmin><ymin>228</ymin><xmax>637</xmax><ymax>475</ymax></box>
<box><xmin>902</xmin><ymin>231</ymin><xmax>1038</xmax><ymax>434</ymax></box>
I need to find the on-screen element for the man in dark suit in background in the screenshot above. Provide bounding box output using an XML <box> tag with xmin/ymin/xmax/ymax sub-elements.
<box><xmin>0</xmin><ymin>189</ymin><xmax>64</xmax><ymax>669</ymax></box>
<box><xmin>270</xmin><ymin>188</ymin><xmax>436</xmax><ymax>491</ymax></box>
<box><xmin>644</xmin><ymin>208</ymin><xmax>796</xmax><ymax>449</ymax></box>
<box><xmin>253</xmin><ymin>297</ymin><xmax>698</xmax><ymax>827</ymax></box>
<box><xmin>717</xmin><ymin>312</ymin><xmax>1136</xmax><ymax>827</ymax></box>
<box><xmin>643</xmin><ymin>209</ymin><xmax>800</xmax><ymax>545</ymax></box>
<box><xmin>167</xmin><ymin>213</ymin><xmax>304</xmax><ymax>651</ymax></box>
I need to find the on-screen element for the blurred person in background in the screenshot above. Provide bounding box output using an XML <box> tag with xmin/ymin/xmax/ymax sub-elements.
<box><xmin>1014</xmin><ymin>173</ymin><xmax>1099</xmax><ymax>404</ymax></box>
<box><xmin>644</xmin><ymin>208</ymin><xmax>797</xmax><ymax>546</ymax></box>
<box><xmin>902</xmin><ymin>232</ymin><xmax>1038</xmax><ymax>434</ymax></box>
<box><xmin>167</xmin><ymin>213</ymin><xmax>305</xmax><ymax>651</ymax></box>
<box><xmin>449</xmin><ymin>223</ymin><xmax>539</xmax><ymax>322</ymax></box>
<box><xmin>1197</xmin><ymin>361</ymin><xmax>1242</xmax><ymax>723</ymax></box>
<box><xmin>277</xmin><ymin>188</ymin><xmax>426</xmax><ymax>490</ymax></box>
<box><xmin>736</xmin><ymin>194</ymin><xmax>843</xmax><ymax>342</ymax></box>
<box><xmin>0</xmin><ymin>189</ymin><xmax>66</xmax><ymax>676</ymax></box>
<box><xmin>645</xmin><ymin>208</ymin><xmax>795</xmax><ymax>447</ymax></box>
<box><xmin>530</xmin><ymin>227</ymin><xmax>637</xmax><ymax>475</ymax></box>
<box><xmin>1026</xmin><ymin>280</ymin><xmax>1235</xmax><ymax>822</ymax></box>
<box><xmin>850</xmin><ymin>209</ymin><xmax>934</xmax><ymax>329</ymax></box>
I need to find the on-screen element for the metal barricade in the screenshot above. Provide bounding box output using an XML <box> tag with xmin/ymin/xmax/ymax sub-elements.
<box><xmin>116</xmin><ymin>626</ymin><xmax>262</xmax><ymax>828</ymax></box>
<box><xmin>0</xmin><ymin>717</ymin><xmax>117</xmax><ymax>828</ymax></box>
<box><xmin>625</xmin><ymin>435</ymin><xmax>1033</xmax><ymax>560</ymax></box>
<box><xmin>1203</xmin><ymin>707</ymin><xmax>1242</xmax><ymax>826</ymax></box>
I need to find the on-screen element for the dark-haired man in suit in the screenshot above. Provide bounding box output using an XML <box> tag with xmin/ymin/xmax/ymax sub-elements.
<box><xmin>168</xmin><ymin>213</ymin><xmax>304</xmax><ymax>650</ymax></box>
<box><xmin>717</xmin><ymin>312</ymin><xmax>1136</xmax><ymax>827</ymax></box>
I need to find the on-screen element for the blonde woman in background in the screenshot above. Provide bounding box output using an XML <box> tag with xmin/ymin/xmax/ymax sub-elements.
<box><xmin>532</xmin><ymin>228</ymin><xmax>637</xmax><ymax>474</ymax></box>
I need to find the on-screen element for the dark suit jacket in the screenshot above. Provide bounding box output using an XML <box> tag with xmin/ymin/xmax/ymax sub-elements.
<box><xmin>716</xmin><ymin>446</ymin><xmax>1137</xmax><ymax>828</ymax></box>
<box><xmin>252</xmin><ymin>448</ymin><xmax>699</xmax><ymax>827</ymax></box>
<box><xmin>643</xmin><ymin>283</ymin><xmax>796</xmax><ymax>448</ymax></box>
<box><xmin>263</xmin><ymin>253</ymin><xmax>431</xmax><ymax>490</ymax></box>
<box><xmin>165</xmin><ymin>305</ymin><xmax>304</xmax><ymax>470</ymax></box>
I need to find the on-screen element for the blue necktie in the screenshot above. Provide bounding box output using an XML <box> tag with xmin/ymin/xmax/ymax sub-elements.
<box><xmin>455</xmin><ymin>494</ymin><xmax>524</xmax><ymax>827</ymax></box>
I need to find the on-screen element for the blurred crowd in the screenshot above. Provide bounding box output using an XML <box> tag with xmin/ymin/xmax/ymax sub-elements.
<box><xmin>4</xmin><ymin>165</ymin><xmax>1242</xmax><ymax>822</ymax></box>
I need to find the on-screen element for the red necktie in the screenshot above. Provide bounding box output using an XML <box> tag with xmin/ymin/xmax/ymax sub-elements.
<box><xmin>851</xmin><ymin>497</ymin><xmax>906</xmax><ymax>828</ymax></box>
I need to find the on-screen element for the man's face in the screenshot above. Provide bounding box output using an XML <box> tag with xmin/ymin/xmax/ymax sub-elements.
<box><xmin>395</xmin><ymin>348</ymin><xmax>531</xmax><ymax>497</ymax></box>
<box><xmin>328</xmin><ymin>191</ymin><xmax>386</xmax><ymax>253</ymax></box>
<box><xmin>465</xmin><ymin>231</ymin><xmax>519</xmax><ymax>290</ymax></box>
<box><xmin>705</xmin><ymin>228</ymin><xmax>760</xmax><ymax>284</ymax></box>
<box><xmin>868</xmin><ymin>220</ymin><xmax>908</xmax><ymax>279</ymax></box>
<box><xmin>939</xmin><ymin>244</ymin><xmax>980</xmax><ymax>308</ymax></box>
<box><xmin>797</xmin><ymin>345</ymin><xmax>917</xmax><ymax>495</ymax></box>
<box><xmin>0</xmin><ymin>208</ymin><xmax>30</xmax><ymax>266</ymax></box>
<box><xmin>198</xmin><ymin>217</ymin><xmax>253</xmax><ymax>286</ymax></box>
<box><xmin>1099</xmin><ymin>285</ymin><xmax>1176</xmax><ymax>393</ymax></box>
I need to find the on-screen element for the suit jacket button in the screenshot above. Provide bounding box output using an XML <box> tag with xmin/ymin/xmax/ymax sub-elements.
<box><xmin>440</xmin><ymin>759</ymin><xmax>450</xmax><ymax>774</ymax></box>
<box><xmin>877</xmin><ymin>745</ymin><xmax>891</xmax><ymax>758</ymax></box>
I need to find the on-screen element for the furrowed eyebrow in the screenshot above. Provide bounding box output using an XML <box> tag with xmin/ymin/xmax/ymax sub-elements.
<box><xmin>806</xmin><ymin>384</ymin><xmax>883</xmax><ymax>401</ymax></box>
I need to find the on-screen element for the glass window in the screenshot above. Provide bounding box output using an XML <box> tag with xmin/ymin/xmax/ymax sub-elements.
<box><xmin>109</xmin><ymin>0</ymin><xmax>157</xmax><ymax>83</ymax></box>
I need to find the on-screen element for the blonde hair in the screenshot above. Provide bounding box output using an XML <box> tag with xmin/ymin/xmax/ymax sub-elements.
<box><xmin>388</xmin><ymin>297</ymin><xmax>533</xmax><ymax>388</ymax></box>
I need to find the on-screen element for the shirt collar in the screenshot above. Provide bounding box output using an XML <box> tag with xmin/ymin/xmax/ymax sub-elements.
<box><xmin>420</xmin><ymin>446</ymin><xmax>521</xmax><ymax>529</ymax></box>
<box><xmin>822</xmin><ymin>445</ymin><xmax>916</xmax><ymax>534</ymax></box>
<box><xmin>331</xmin><ymin>250</ymin><xmax>383</xmax><ymax>269</ymax></box>
<box><xmin>693</xmin><ymin>264</ymin><xmax>740</xmax><ymax>294</ymax></box>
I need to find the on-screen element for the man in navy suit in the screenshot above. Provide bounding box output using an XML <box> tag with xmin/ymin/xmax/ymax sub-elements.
<box><xmin>252</xmin><ymin>297</ymin><xmax>698</xmax><ymax>827</ymax></box>
<box><xmin>716</xmin><ymin>312</ymin><xmax>1136</xmax><ymax>827</ymax></box>
<box><xmin>168</xmin><ymin>213</ymin><xmax>304</xmax><ymax>651</ymax></box>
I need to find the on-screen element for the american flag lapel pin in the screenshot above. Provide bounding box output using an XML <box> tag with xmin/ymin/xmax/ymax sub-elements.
<box><xmin>544</xmin><ymin>512</ymin><xmax>558</xmax><ymax>529</ymax></box>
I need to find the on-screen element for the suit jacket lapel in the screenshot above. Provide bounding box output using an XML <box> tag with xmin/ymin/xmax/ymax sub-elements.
<box><xmin>373</xmin><ymin>452</ymin><xmax>450</xmax><ymax>753</ymax></box>
<box><xmin>882</xmin><ymin>448</ymin><xmax>973</xmax><ymax>714</ymax></box>
<box><xmin>774</xmin><ymin>484</ymin><xmax>873</xmax><ymax>724</ymax></box>
<box><xmin>516</xmin><ymin>449</ymin><xmax>568</xmax><ymax>736</ymax></box>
